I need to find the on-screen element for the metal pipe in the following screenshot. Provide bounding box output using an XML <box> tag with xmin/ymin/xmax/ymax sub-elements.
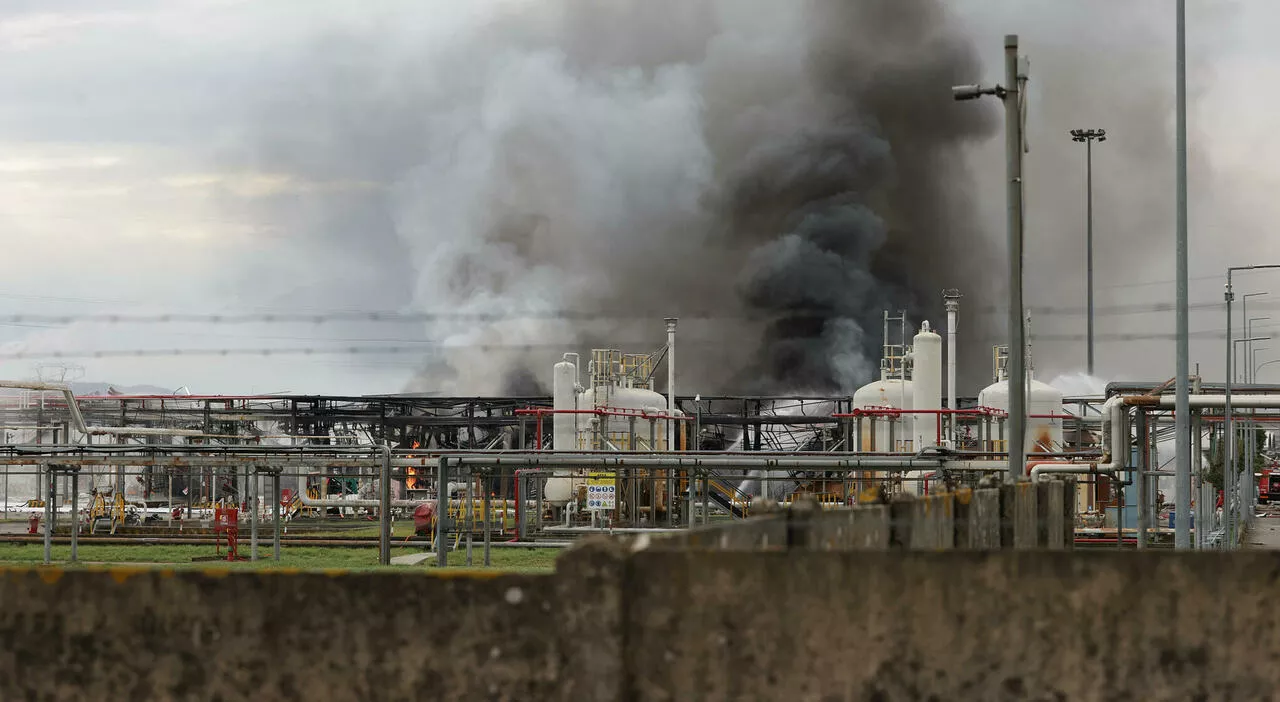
<box><xmin>483</xmin><ymin>471</ymin><xmax>491</xmax><ymax>567</ymax></box>
<box><xmin>514</xmin><ymin>468</ymin><xmax>540</xmax><ymax>540</ymax></box>
<box><xmin>43</xmin><ymin>468</ymin><xmax>52</xmax><ymax>564</ymax></box>
<box><xmin>0</xmin><ymin>534</ymin><xmax>572</xmax><ymax>548</ymax></box>
<box><xmin>666</xmin><ymin>317</ymin><xmax>677</xmax><ymax>452</ymax></box>
<box><xmin>436</xmin><ymin>457</ymin><xmax>448</xmax><ymax>568</ymax></box>
<box><xmin>69</xmin><ymin>469</ymin><xmax>78</xmax><ymax>563</ymax></box>
<box><xmin>300</xmin><ymin>490</ymin><xmax>418</xmax><ymax>508</ymax></box>
<box><xmin>272</xmin><ymin>472</ymin><xmax>281</xmax><ymax>562</ymax></box>
<box><xmin>1193</xmin><ymin>409</ymin><xmax>1205</xmax><ymax>549</ymax></box>
<box><xmin>542</xmin><ymin>526</ymin><xmax>686</xmax><ymax>534</ymax></box>
<box><xmin>1137</xmin><ymin>394</ymin><xmax>1280</xmax><ymax>409</ymax></box>
<box><xmin>444</xmin><ymin>454</ymin><xmax>948</xmax><ymax>468</ymax></box>
<box><xmin>250</xmin><ymin>467</ymin><xmax>259</xmax><ymax>561</ymax></box>
<box><xmin>378</xmin><ymin>443</ymin><xmax>391</xmax><ymax>566</ymax></box>
<box><xmin>1029</xmin><ymin>463</ymin><xmax>1113</xmax><ymax>482</ymax></box>
<box><xmin>943</xmin><ymin>290</ymin><xmax>961</xmax><ymax>443</ymax></box>
<box><xmin>1136</xmin><ymin>409</ymin><xmax>1148</xmax><ymax>550</ymax></box>
<box><xmin>465</xmin><ymin>471</ymin><xmax>473</xmax><ymax>566</ymax></box>
<box><xmin>1005</xmin><ymin>34</ymin><xmax>1026</xmax><ymax>484</ymax></box>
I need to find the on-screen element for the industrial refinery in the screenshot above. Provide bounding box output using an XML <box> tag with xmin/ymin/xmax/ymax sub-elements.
<box><xmin>8</xmin><ymin>0</ymin><xmax>1280</xmax><ymax>697</ymax></box>
<box><xmin>0</xmin><ymin>285</ymin><xmax>1256</xmax><ymax>557</ymax></box>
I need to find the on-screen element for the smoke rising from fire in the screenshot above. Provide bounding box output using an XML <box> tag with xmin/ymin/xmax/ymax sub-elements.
<box><xmin>241</xmin><ymin>0</ymin><xmax>999</xmax><ymax>395</ymax></box>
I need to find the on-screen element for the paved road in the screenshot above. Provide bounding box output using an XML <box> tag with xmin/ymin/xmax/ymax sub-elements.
<box><xmin>1244</xmin><ymin>509</ymin><xmax>1280</xmax><ymax>549</ymax></box>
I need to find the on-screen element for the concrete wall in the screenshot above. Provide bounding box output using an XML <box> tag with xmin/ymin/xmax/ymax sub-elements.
<box><xmin>955</xmin><ymin>487</ymin><xmax>1001</xmax><ymax>548</ymax></box>
<box><xmin>0</xmin><ymin>548</ymin><xmax>627</xmax><ymax>702</ymax></box>
<box><xmin>660</xmin><ymin>482</ymin><xmax>1074</xmax><ymax>553</ymax></box>
<box><xmin>624</xmin><ymin>548</ymin><xmax>1276</xmax><ymax>701</ymax></box>
<box><xmin>3</xmin><ymin>544</ymin><xmax>1279</xmax><ymax>701</ymax></box>
<box><xmin>890</xmin><ymin>493</ymin><xmax>955</xmax><ymax>549</ymax></box>
<box><xmin>0</xmin><ymin>481</ymin><xmax>1099</xmax><ymax>701</ymax></box>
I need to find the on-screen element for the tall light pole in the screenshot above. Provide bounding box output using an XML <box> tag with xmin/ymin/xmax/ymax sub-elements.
<box><xmin>954</xmin><ymin>35</ymin><xmax>1028</xmax><ymax>482</ymax></box>
<box><xmin>1256</xmin><ymin>356</ymin><xmax>1280</xmax><ymax>380</ymax></box>
<box><xmin>1174</xmin><ymin>0</ymin><xmax>1192</xmax><ymax>550</ymax></box>
<box><xmin>1070</xmin><ymin>128</ymin><xmax>1106</xmax><ymax>376</ymax></box>
<box><xmin>1252</xmin><ymin>345</ymin><xmax>1272</xmax><ymax>384</ymax></box>
<box><xmin>1242</xmin><ymin>294</ymin><xmax>1268</xmax><ymax>381</ymax></box>
<box><xmin>1248</xmin><ymin>316</ymin><xmax>1271</xmax><ymax>382</ymax></box>
<box><xmin>1227</xmin><ymin>333</ymin><xmax>1268</xmax><ymax>546</ymax></box>
<box><xmin>1248</xmin><ymin>326</ymin><xmax>1270</xmax><ymax>522</ymax></box>
<box><xmin>1226</xmin><ymin>265</ymin><xmax>1280</xmax><ymax>549</ymax></box>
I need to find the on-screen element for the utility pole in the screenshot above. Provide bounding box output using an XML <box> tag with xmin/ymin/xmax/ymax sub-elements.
<box><xmin>1174</xmin><ymin>0</ymin><xmax>1191</xmax><ymax>550</ymax></box>
<box><xmin>1070</xmin><ymin>128</ymin><xmax>1105</xmax><ymax>376</ymax></box>
<box><xmin>953</xmin><ymin>35</ymin><xmax>1027</xmax><ymax>482</ymax></box>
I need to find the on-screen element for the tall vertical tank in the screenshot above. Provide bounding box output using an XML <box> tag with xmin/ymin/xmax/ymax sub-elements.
<box><xmin>552</xmin><ymin>356</ymin><xmax>579</xmax><ymax>451</ymax></box>
<box><xmin>852</xmin><ymin>375</ymin><xmax>913</xmax><ymax>452</ymax></box>
<box><xmin>545</xmin><ymin>355</ymin><xmax>581</xmax><ymax>505</ymax></box>
<box><xmin>911</xmin><ymin>321</ymin><xmax>943</xmax><ymax>450</ymax></box>
<box><xmin>977</xmin><ymin>376</ymin><xmax>1065</xmax><ymax>459</ymax></box>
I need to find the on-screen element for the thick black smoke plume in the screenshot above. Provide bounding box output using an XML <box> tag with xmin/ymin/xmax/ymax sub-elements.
<box><xmin>241</xmin><ymin>0</ymin><xmax>999</xmax><ymax>395</ymax></box>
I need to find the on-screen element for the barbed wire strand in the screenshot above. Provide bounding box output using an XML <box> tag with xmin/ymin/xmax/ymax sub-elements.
<box><xmin>0</xmin><ymin>330</ymin><xmax>1252</xmax><ymax>361</ymax></box>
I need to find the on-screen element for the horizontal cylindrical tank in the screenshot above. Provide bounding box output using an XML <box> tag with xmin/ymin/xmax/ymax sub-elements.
<box><xmin>852</xmin><ymin>376</ymin><xmax>913</xmax><ymax>452</ymax></box>
<box><xmin>977</xmin><ymin>377</ymin><xmax>1065</xmax><ymax>458</ymax></box>
<box><xmin>578</xmin><ymin>386</ymin><xmax>670</xmax><ymax>451</ymax></box>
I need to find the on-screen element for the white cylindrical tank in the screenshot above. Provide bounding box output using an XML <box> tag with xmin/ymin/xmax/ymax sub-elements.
<box><xmin>578</xmin><ymin>386</ymin><xmax>670</xmax><ymax>450</ymax></box>
<box><xmin>545</xmin><ymin>356</ymin><xmax>581</xmax><ymax>505</ymax></box>
<box><xmin>543</xmin><ymin>383</ymin><xmax>671</xmax><ymax>508</ymax></box>
<box><xmin>552</xmin><ymin>357</ymin><xmax>579</xmax><ymax>451</ymax></box>
<box><xmin>977</xmin><ymin>377</ymin><xmax>1065</xmax><ymax>459</ymax></box>
<box><xmin>852</xmin><ymin>376</ymin><xmax>913</xmax><ymax>452</ymax></box>
<box><xmin>911</xmin><ymin>321</ymin><xmax>943</xmax><ymax>451</ymax></box>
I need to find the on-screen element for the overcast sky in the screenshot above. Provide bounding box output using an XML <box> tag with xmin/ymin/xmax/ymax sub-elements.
<box><xmin>0</xmin><ymin>0</ymin><xmax>1274</xmax><ymax>395</ymax></box>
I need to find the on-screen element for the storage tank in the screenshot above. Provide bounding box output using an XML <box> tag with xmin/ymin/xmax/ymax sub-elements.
<box><xmin>852</xmin><ymin>375</ymin><xmax>913</xmax><ymax>452</ymax></box>
<box><xmin>977</xmin><ymin>376</ymin><xmax>1065</xmax><ymax>459</ymax></box>
<box><xmin>578</xmin><ymin>386</ymin><xmax>670</xmax><ymax>450</ymax></box>
<box><xmin>552</xmin><ymin>356</ymin><xmax>579</xmax><ymax>451</ymax></box>
<box><xmin>545</xmin><ymin>355</ymin><xmax>581</xmax><ymax>505</ymax></box>
<box><xmin>911</xmin><ymin>321</ymin><xmax>943</xmax><ymax>450</ymax></box>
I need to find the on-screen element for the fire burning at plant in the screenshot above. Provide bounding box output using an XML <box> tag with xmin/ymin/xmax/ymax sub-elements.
<box><xmin>407</xmin><ymin>439</ymin><xmax>423</xmax><ymax>490</ymax></box>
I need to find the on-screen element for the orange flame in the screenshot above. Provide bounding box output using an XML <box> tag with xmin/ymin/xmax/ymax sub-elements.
<box><xmin>407</xmin><ymin>439</ymin><xmax>423</xmax><ymax>489</ymax></box>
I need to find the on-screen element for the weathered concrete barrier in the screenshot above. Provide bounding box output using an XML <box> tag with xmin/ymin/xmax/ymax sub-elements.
<box><xmin>623</xmin><ymin>548</ymin><xmax>1277</xmax><ymax>701</ymax></box>
<box><xmin>954</xmin><ymin>487</ymin><xmax>1001</xmax><ymax>548</ymax></box>
<box><xmin>2</xmin><ymin>544</ymin><xmax>1278</xmax><ymax>701</ymax></box>
<box><xmin>807</xmin><ymin>502</ymin><xmax>890</xmax><ymax>550</ymax></box>
<box><xmin>658</xmin><ymin>481</ymin><xmax>1074</xmax><ymax>553</ymax></box>
<box><xmin>890</xmin><ymin>492</ymin><xmax>955</xmax><ymax>549</ymax></box>
<box><xmin>0</xmin><ymin>547</ymin><xmax>628</xmax><ymax>702</ymax></box>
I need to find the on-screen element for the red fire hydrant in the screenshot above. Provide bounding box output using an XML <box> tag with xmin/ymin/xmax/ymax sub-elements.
<box><xmin>27</xmin><ymin>514</ymin><xmax>39</xmax><ymax>535</ymax></box>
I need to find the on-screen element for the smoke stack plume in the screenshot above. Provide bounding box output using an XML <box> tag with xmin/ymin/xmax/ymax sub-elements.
<box><xmin>250</xmin><ymin>0</ymin><xmax>999</xmax><ymax>395</ymax></box>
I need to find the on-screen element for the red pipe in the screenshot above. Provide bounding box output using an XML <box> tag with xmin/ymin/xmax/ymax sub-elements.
<box><xmin>832</xmin><ymin>408</ymin><xmax>1005</xmax><ymax>418</ymax></box>
<box><xmin>76</xmin><ymin>394</ymin><xmax>278</xmax><ymax>400</ymax></box>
